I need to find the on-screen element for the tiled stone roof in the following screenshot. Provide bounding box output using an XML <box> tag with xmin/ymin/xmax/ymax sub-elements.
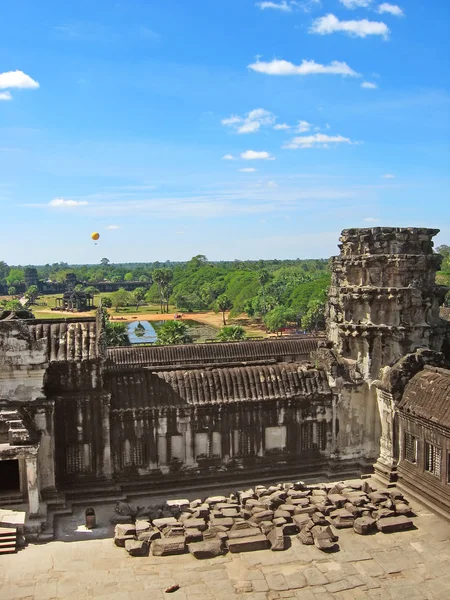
<box><xmin>106</xmin><ymin>363</ymin><xmax>331</xmax><ymax>409</ymax></box>
<box><xmin>397</xmin><ymin>366</ymin><xmax>450</xmax><ymax>429</ymax></box>
<box><xmin>106</xmin><ymin>337</ymin><xmax>322</xmax><ymax>370</ymax></box>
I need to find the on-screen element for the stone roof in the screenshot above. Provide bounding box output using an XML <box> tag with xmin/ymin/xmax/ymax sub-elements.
<box><xmin>397</xmin><ymin>365</ymin><xmax>450</xmax><ymax>429</ymax></box>
<box><xmin>106</xmin><ymin>363</ymin><xmax>331</xmax><ymax>409</ymax></box>
<box><xmin>106</xmin><ymin>337</ymin><xmax>322</xmax><ymax>370</ymax></box>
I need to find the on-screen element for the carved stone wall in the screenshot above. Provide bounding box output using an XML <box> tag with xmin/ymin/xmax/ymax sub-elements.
<box><xmin>328</xmin><ymin>228</ymin><xmax>448</xmax><ymax>381</ymax></box>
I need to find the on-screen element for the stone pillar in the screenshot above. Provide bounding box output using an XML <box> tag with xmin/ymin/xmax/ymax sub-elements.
<box><xmin>25</xmin><ymin>455</ymin><xmax>40</xmax><ymax>517</ymax></box>
<box><xmin>157</xmin><ymin>417</ymin><xmax>168</xmax><ymax>467</ymax></box>
<box><xmin>34</xmin><ymin>404</ymin><xmax>56</xmax><ymax>492</ymax></box>
<box><xmin>178</xmin><ymin>417</ymin><xmax>195</xmax><ymax>466</ymax></box>
<box><xmin>100</xmin><ymin>395</ymin><xmax>113</xmax><ymax>478</ymax></box>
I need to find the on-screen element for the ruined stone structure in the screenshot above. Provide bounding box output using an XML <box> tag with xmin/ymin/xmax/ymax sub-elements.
<box><xmin>0</xmin><ymin>226</ymin><xmax>449</xmax><ymax>536</ymax></box>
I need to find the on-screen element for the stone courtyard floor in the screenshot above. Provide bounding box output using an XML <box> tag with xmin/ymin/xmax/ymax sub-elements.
<box><xmin>1</xmin><ymin>495</ymin><xmax>450</xmax><ymax>600</ymax></box>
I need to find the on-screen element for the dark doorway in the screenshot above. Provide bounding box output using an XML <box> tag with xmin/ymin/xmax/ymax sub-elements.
<box><xmin>0</xmin><ymin>459</ymin><xmax>20</xmax><ymax>492</ymax></box>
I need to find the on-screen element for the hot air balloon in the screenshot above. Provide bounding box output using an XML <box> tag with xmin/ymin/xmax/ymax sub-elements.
<box><xmin>91</xmin><ymin>232</ymin><xmax>100</xmax><ymax>245</ymax></box>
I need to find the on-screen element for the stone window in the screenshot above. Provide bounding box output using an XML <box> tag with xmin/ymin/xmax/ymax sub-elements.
<box><xmin>265</xmin><ymin>426</ymin><xmax>286</xmax><ymax>451</ymax></box>
<box><xmin>123</xmin><ymin>439</ymin><xmax>145</xmax><ymax>467</ymax></box>
<box><xmin>425</xmin><ymin>442</ymin><xmax>442</xmax><ymax>478</ymax></box>
<box><xmin>233</xmin><ymin>429</ymin><xmax>253</xmax><ymax>457</ymax></box>
<box><xmin>66</xmin><ymin>443</ymin><xmax>91</xmax><ymax>474</ymax></box>
<box><xmin>300</xmin><ymin>422</ymin><xmax>314</xmax><ymax>451</ymax></box>
<box><xmin>404</xmin><ymin>432</ymin><xmax>418</xmax><ymax>464</ymax></box>
<box><xmin>316</xmin><ymin>422</ymin><xmax>327</xmax><ymax>451</ymax></box>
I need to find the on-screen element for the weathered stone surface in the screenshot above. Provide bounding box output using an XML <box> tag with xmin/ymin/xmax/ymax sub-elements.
<box><xmin>210</xmin><ymin>517</ymin><xmax>234</xmax><ymax>529</ymax></box>
<box><xmin>124</xmin><ymin>539</ymin><xmax>149</xmax><ymax>556</ymax></box>
<box><xmin>152</xmin><ymin>536</ymin><xmax>186</xmax><ymax>556</ymax></box>
<box><xmin>188</xmin><ymin>540</ymin><xmax>223</xmax><ymax>559</ymax></box>
<box><xmin>376</xmin><ymin>516</ymin><xmax>414</xmax><ymax>533</ymax></box>
<box><xmin>394</xmin><ymin>502</ymin><xmax>412</xmax><ymax>516</ymax></box>
<box><xmin>166</xmin><ymin>499</ymin><xmax>190</xmax><ymax>511</ymax></box>
<box><xmin>227</xmin><ymin>534</ymin><xmax>270</xmax><ymax>553</ymax></box>
<box><xmin>205</xmin><ymin>496</ymin><xmax>227</xmax><ymax>505</ymax></box>
<box><xmin>354</xmin><ymin>516</ymin><xmax>376</xmax><ymax>535</ymax></box>
<box><xmin>259</xmin><ymin>520</ymin><xmax>275</xmax><ymax>535</ymax></box>
<box><xmin>274</xmin><ymin>509</ymin><xmax>291</xmax><ymax>519</ymax></box>
<box><xmin>281</xmin><ymin>522</ymin><xmax>299</xmax><ymax>536</ymax></box>
<box><xmin>267</xmin><ymin>527</ymin><xmax>288</xmax><ymax>551</ymax></box>
<box><xmin>292</xmin><ymin>513</ymin><xmax>312</xmax><ymax>528</ymax></box>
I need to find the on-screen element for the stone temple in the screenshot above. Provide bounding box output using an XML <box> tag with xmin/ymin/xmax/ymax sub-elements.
<box><xmin>0</xmin><ymin>227</ymin><xmax>449</xmax><ymax>541</ymax></box>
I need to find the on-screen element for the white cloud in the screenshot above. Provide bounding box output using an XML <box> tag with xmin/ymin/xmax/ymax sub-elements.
<box><xmin>222</xmin><ymin>108</ymin><xmax>276</xmax><ymax>134</ymax></box>
<box><xmin>381</xmin><ymin>173</ymin><xmax>395</xmax><ymax>178</ymax></box>
<box><xmin>239</xmin><ymin>168</ymin><xmax>258</xmax><ymax>172</ymax></box>
<box><xmin>361</xmin><ymin>81</ymin><xmax>378</xmax><ymax>89</ymax></box>
<box><xmin>256</xmin><ymin>1</ymin><xmax>292</xmax><ymax>11</ymax></box>
<box><xmin>273</xmin><ymin>123</ymin><xmax>291</xmax><ymax>130</ymax></box>
<box><xmin>106</xmin><ymin>225</ymin><xmax>121</xmax><ymax>230</ymax></box>
<box><xmin>340</xmin><ymin>0</ymin><xmax>372</xmax><ymax>8</ymax></box>
<box><xmin>241</xmin><ymin>150</ymin><xmax>275</xmax><ymax>160</ymax></box>
<box><xmin>378</xmin><ymin>3</ymin><xmax>404</xmax><ymax>16</ymax></box>
<box><xmin>364</xmin><ymin>217</ymin><xmax>380</xmax><ymax>223</ymax></box>
<box><xmin>49</xmin><ymin>198</ymin><xmax>88</xmax><ymax>207</ymax></box>
<box><xmin>297</xmin><ymin>120</ymin><xmax>311</xmax><ymax>132</ymax></box>
<box><xmin>284</xmin><ymin>133</ymin><xmax>354</xmax><ymax>149</ymax></box>
<box><xmin>248</xmin><ymin>58</ymin><xmax>359</xmax><ymax>77</ymax></box>
<box><xmin>310</xmin><ymin>14</ymin><xmax>389</xmax><ymax>38</ymax></box>
<box><xmin>0</xmin><ymin>91</ymin><xmax>12</xmax><ymax>101</ymax></box>
<box><xmin>267</xmin><ymin>181</ymin><xmax>278</xmax><ymax>188</ymax></box>
<box><xmin>222</xmin><ymin>154</ymin><xmax>236</xmax><ymax>160</ymax></box>
<box><xmin>0</xmin><ymin>70</ymin><xmax>40</xmax><ymax>90</ymax></box>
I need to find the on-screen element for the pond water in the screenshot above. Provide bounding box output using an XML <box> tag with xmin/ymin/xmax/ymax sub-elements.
<box><xmin>126</xmin><ymin>319</ymin><xmax>219</xmax><ymax>345</ymax></box>
<box><xmin>127</xmin><ymin>321</ymin><xmax>158</xmax><ymax>344</ymax></box>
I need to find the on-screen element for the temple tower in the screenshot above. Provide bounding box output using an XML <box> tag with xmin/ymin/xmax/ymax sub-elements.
<box><xmin>327</xmin><ymin>227</ymin><xmax>448</xmax><ymax>381</ymax></box>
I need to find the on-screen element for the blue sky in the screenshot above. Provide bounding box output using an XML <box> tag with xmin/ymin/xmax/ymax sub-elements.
<box><xmin>1</xmin><ymin>0</ymin><xmax>449</xmax><ymax>264</ymax></box>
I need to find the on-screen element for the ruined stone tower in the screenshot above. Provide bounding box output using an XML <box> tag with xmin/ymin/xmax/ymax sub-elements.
<box><xmin>327</xmin><ymin>228</ymin><xmax>447</xmax><ymax>380</ymax></box>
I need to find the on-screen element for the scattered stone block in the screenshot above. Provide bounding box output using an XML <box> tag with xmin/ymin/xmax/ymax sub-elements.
<box><xmin>267</xmin><ymin>527</ymin><xmax>288</xmax><ymax>551</ymax></box>
<box><xmin>205</xmin><ymin>496</ymin><xmax>227</xmax><ymax>505</ymax></box>
<box><xmin>273</xmin><ymin>517</ymin><xmax>287</xmax><ymax>527</ymax></box>
<box><xmin>328</xmin><ymin>494</ymin><xmax>347</xmax><ymax>507</ymax></box>
<box><xmin>137</xmin><ymin>529</ymin><xmax>161</xmax><ymax>542</ymax></box>
<box><xmin>274</xmin><ymin>509</ymin><xmax>291</xmax><ymax>519</ymax></box>
<box><xmin>354</xmin><ymin>516</ymin><xmax>376</xmax><ymax>535</ymax></box>
<box><xmin>333</xmin><ymin>509</ymin><xmax>355</xmax><ymax>529</ymax></box>
<box><xmin>125</xmin><ymin>539</ymin><xmax>149</xmax><ymax>556</ymax></box>
<box><xmin>259</xmin><ymin>520</ymin><xmax>275</xmax><ymax>536</ymax></box>
<box><xmin>228</xmin><ymin>527</ymin><xmax>263</xmax><ymax>539</ymax></box>
<box><xmin>281</xmin><ymin>522</ymin><xmax>298</xmax><ymax>536</ymax></box>
<box><xmin>278</xmin><ymin>504</ymin><xmax>296</xmax><ymax>514</ymax></box>
<box><xmin>184</xmin><ymin>528</ymin><xmax>203</xmax><ymax>543</ymax></box>
<box><xmin>166</xmin><ymin>499</ymin><xmax>190</xmax><ymax>511</ymax></box>
<box><xmin>135</xmin><ymin>520</ymin><xmax>151</xmax><ymax>535</ymax></box>
<box><xmin>249</xmin><ymin>509</ymin><xmax>274</xmax><ymax>524</ymax></box>
<box><xmin>227</xmin><ymin>534</ymin><xmax>270</xmax><ymax>553</ymax></box>
<box><xmin>292</xmin><ymin>513</ymin><xmax>312</xmax><ymax>529</ymax></box>
<box><xmin>376</xmin><ymin>516</ymin><xmax>414</xmax><ymax>533</ymax></box>
<box><xmin>152</xmin><ymin>517</ymin><xmax>178</xmax><ymax>530</ymax></box>
<box><xmin>114</xmin><ymin>523</ymin><xmax>136</xmax><ymax>547</ymax></box>
<box><xmin>312</xmin><ymin>525</ymin><xmax>339</xmax><ymax>551</ymax></box>
<box><xmin>210</xmin><ymin>517</ymin><xmax>234</xmax><ymax>529</ymax></box>
<box><xmin>394</xmin><ymin>502</ymin><xmax>412</xmax><ymax>516</ymax></box>
<box><xmin>188</xmin><ymin>540</ymin><xmax>223</xmax><ymax>559</ymax></box>
<box><xmin>297</xmin><ymin>528</ymin><xmax>314</xmax><ymax>545</ymax></box>
<box><xmin>182</xmin><ymin>517</ymin><xmax>207</xmax><ymax>531</ymax></box>
<box><xmin>152</xmin><ymin>537</ymin><xmax>186</xmax><ymax>556</ymax></box>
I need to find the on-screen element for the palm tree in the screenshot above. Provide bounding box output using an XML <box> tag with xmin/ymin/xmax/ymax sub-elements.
<box><xmin>217</xmin><ymin>325</ymin><xmax>246</xmax><ymax>342</ymax></box>
<box><xmin>157</xmin><ymin>321</ymin><xmax>193</xmax><ymax>345</ymax></box>
<box><xmin>216</xmin><ymin>294</ymin><xmax>233</xmax><ymax>326</ymax></box>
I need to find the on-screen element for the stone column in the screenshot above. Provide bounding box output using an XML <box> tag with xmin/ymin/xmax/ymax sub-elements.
<box><xmin>178</xmin><ymin>417</ymin><xmax>195</xmax><ymax>466</ymax></box>
<box><xmin>25</xmin><ymin>455</ymin><xmax>40</xmax><ymax>517</ymax></box>
<box><xmin>157</xmin><ymin>417</ymin><xmax>168</xmax><ymax>468</ymax></box>
<box><xmin>34</xmin><ymin>404</ymin><xmax>56</xmax><ymax>492</ymax></box>
<box><xmin>101</xmin><ymin>395</ymin><xmax>113</xmax><ymax>479</ymax></box>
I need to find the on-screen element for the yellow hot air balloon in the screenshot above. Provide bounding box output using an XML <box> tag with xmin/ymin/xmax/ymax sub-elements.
<box><xmin>91</xmin><ymin>232</ymin><xmax>100</xmax><ymax>241</ymax></box>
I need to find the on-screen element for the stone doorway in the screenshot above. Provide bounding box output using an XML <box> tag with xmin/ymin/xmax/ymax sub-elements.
<box><xmin>0</xmin><ymin>459</ymin><xmax>20</xmax><ymax>493</ymax></box>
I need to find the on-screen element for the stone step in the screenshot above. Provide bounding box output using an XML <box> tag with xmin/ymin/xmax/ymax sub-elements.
<box><xmin>0</xmin><ymin>546</ymin><xmax>17</xmax><ymax>555</ymax></box>
<box><xmin>0</xmin><ymin>539</ymin><xmax>16</xmax><ymax>548</ymax></box>
<box><xmin>0</xmin><ymin>535</ymin><xmax>16</xmax><ymax>543</ymax></box>
<box><xmin>0</xmin><ymin>527</ymin><xmax>17</xmax><ymax>537</ymax></box>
